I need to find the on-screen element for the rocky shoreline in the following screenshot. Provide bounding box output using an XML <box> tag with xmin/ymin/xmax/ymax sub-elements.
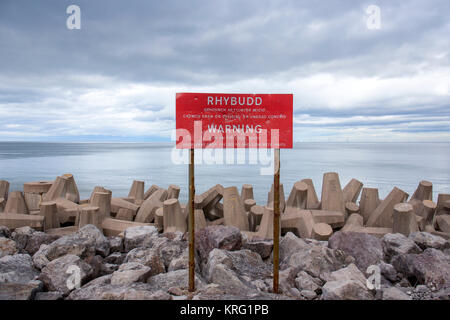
<box><xmin>0</xmin><ymin>173</ymin><xmax>449</xmax><ymax>300</ymax></box>
<box><xmin>0</xmin><ymin>224</ymin><xmax>449</xmax><ymax>300</ymax></box>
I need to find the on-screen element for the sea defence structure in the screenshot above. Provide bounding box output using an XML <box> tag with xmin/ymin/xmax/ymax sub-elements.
<box><xmin>0</xmin><ymin>173</ymin><xmax>448</xmax><ymax>241</ymax></box>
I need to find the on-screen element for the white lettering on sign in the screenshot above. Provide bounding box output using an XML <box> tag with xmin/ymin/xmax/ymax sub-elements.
<box><xmin>207</xmin><ymin>96</ymin><xmax>263</xmax><ymax>106</ymax></box>
<box><xmin>207</xmin><ymin>124</ymin><xmax>262</xmax><ymax>134</ymax></box>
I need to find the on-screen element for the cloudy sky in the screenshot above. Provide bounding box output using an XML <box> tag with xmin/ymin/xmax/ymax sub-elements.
<box><xmin>0</xmin><ymin>0</ymin><xmax>449</xmax><ymax>142</ymax></box>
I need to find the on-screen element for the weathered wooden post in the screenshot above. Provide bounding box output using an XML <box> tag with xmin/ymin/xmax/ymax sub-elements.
<box><xmin>188</xmin><ymin>148</ymin><xmax>195</xmax><ymax>292</ymax></box>
<box><xmin>273</xmin><ymin>148</ymin><xmax>280</xmax><ymax>293</ymax></box>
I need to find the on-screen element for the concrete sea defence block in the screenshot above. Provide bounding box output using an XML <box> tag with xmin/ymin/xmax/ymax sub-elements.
<box><xmin>249</xmin><ymin>205</ymin><xmax>264</xmax><ymax>232</ymax></box>
<box><xmin>286</xmin><ymin>181</ymin><xmax>308</xmax><ymax>211</ymax></box>
<box><xmin>163</xmin><ymin>199</ymin><xmax>186</xmax><ymax>233</ymax></box>
<box><xmin>4</xmin><ymin>191</ymin><xmax>28</xmax><ymax>215</ymax></box>
<box><xmin>411</xmin><ymin>180</ymin><xmax>433</xmax><ymax>202</ymax></box>
<box><xmin>223</xmin><ymin>186</ymin><xmax>249</xmax><ymax>231</ymax></box>
<box><xmin>144</xmin><ymin>185</ymin><xmax>160</xmax><ymax>200</ymax></box>
<box><xmin>300</xmin><ymin>178</ymin><xmax>320</xmax><ymax>209</ymax></box>
<box><xmin>359</xmin><ymin>187</ymin><xmax>380</xmax><ymax>225</ymax></box>
<box><xmin>312</xmin><ymin>223</ymin><xmax>333</xmax><ymax>241</ymax></box>
<box><xmin>0</xmin><ymin>180</ymin><xmax>9</xmax><ymax>201</ymax></box>
<box><xmin>101</xmin><ymin>218</ymin><xmax>153</xmax><ymax>237</ymax></box>
<box><xmin>343</xmin><ymin>178</ymin><xmax>363</xmax><ymax>203</ymax></box>
<box><xmin>341</xmin><ymin>213</ymin><xmax>364</xmax><ymax>233</ymax></box>
<box><xmin>111</xmin><ymin>198</ymin><xmax>139</xmax><ymax>216</ymax></box>
<box><xmin>366</xmin><ymin>187</ymin><xmax>409</xmax><ymax>228</ymax></box>
<box><xmin>90</xmin><ymin>191</ymin><xmax>111</xmax><ymax>221</ymax></box>
<box><xmin>281</xmin><ymin>208</ymin><xmax>314</xmax><ymax>238</ymax></box>
<box><xmin>54</xmin><ymin>198</ymin><xmax>80</xmax><ymax>224</ymax></box>
<box><xmin>43</xmin><ymin>174</ymin><xmax>80</xmax><ymax>203</ymax></box>
<box><xmin>321</xmin><ymin>172</ymin><xmax>345</xmax><ymax>215</ymax></box>
<box><xmin>135</xmin><ymin>188</ymin><xmax>168</xmax><ymax>223</ymax></box>
<box><xmin>0</xmin><ymin>213</ymin><xmax>44</xmax><ymax>231</ymax></box>
<box><xmin>310</xmin><ymin>210</ymin><xmax>345</xmax><ymax>228</ymax></box>
<box><xmin>39</xmin><ymin>201</ymin><xmax>60</xmax><ymax>230</ymax></box>
<box><xmin>436</xmin><ymin>194</ymin><xmax>450</xmax><ymax>216</ymax></box>
<box><xmin>128</xmin><ymin>180</ymin><xmax>145</xmax><ymax>205</ymax></box>
<box><xmin>392</xmin><ymin>203</ymin><xmax>418</xmax><ymax>236</ymax></box>
<box><xmin>167</xmin><ymin>185</ymin><xmax>181</xmax><ymax>200</ymax></box>
<box><xmin>78</xmin><ymin>206</ymin><xmax>102</xmax><ymax>230</ymax></box>
<box><xmin>115</xmin><ymin>208</ymin><xmax>134</xmax><ymax>221</ymax></box>
<box><xmin>240</xmin><ymin>184</ymin><xmax>254</xmax><ymax>203</ymax></box>
<box><xmin>23</xmin><ymin>181</ymin><xmax>53</xmax><ymax>211</ymax></box>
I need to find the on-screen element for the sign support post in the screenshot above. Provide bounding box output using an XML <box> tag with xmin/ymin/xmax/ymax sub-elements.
<box><xmin>273</xmin><ymin>148</ymin><xmax>280</xmax><ymax>293</ymax></box>
<box><xmin>188</xmin><ymin>148</ymin><xmax>195</xmax><ymax>292</ymax></box>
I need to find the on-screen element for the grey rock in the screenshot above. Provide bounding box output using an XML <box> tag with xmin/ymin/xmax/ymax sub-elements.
<box><xmin>104</xmin><ymin>252</ymin><xmax>126</xmax><ymax>265</ymax></box>
<box><xmin>108</xmin><ymin>236</ymin><xmax>123</xmax><ymax>253</ymax></box>
<box><xmin>382</xmin><ymin>233</ymin><xmax>422</xmax><ymax>262</ymax></box>
<box><xmin>392</xmin><ymin>248</ymin><xmax>450</xmax><ymax>290</ymax></box>
<box><xmin>327</xmin><ymin>263</ymin><xmax>367</xmax><ymax>286</ymax></box>
<box><xmin>0</xmin><ymin>253</ymin><xmax>39</xmax><ymax>284</ymax></box>
<box><xmin>195</xmin><ymin>225</ymin><xmax>242</xmax><ymax>263</ymax></box>
<box><xmin>279</xmin><ymin>232</ymin><xmax>310</xmax><ymax>262</ymax></box>
<box><xmin>0</xmin><ymin>237</ymin><xmax>17</xmax><ymax>258</ymax></box>
<box><xmin>328</xmin><ymin>231</ymin><xmax>384</xmax><ymax>272</ymax></box>
<box><xmin>110</xmin><ymin>262</ymin><xmax>152</xmax><ymax>286</ymax></box>
<box><xmin>167</xmin><ymin>248</ymin><xmax>189</xmax><ymax>272</ymax></box>
<box><xmin>294</xmin><ymin>270</ymin><xmax>323</xmax><ymax>293</ymax></box>
<box><xmin>322</xmin><ymin>279</ymin><xmax>374</xmax><ymax>300</ymax></box>
<box><xmin>382</xmin><ymin>286</ymin><xmax>412</xmax><ymax>300</ymax></box>
<box><xmin>32</xmin><ymin>244</ymin><xmax>50</xmax><ymax>270</ymax></box>
<box><xmin>123</xmin><ymin>226</ymin><xmax>159</xmax><ymax>252</ymax></box>
<box><xmin>378</xmin><ymin>261</ymin><xmax>399</xmax><ymax>282</ymax></box>
<box><xmin>243</xmin><ymin>240</ymin><xmax>273</xmax><ymax>259</ymax></box>
<box><xmin>125</xmin><ymin>247</ymin><xmax>165</xmax><ymax>276</ymax></box>
<box><xmin>101</xmin><ymin>263</ymin><xmax>119</xmax><ymax>275</ymax></box>
<box><xmin>24</xmin><ymin>232</ymin><xmax>59</xmax><ymax>256</ymax></box>
<box><xmin>39</xmin><ymin>225</ymin><xmax>110</xmax><ymax>263</ymax></box>
<box><xmin>300</xmin><ymin>289</ymin><xmax>317</xmax><ymax>299</ymax></box>
<box><xmin>11</xmin><ymin>226</ymin><xmax>35</xmax><ymax>252</ymax></box>
<box><xmin>34</xmin><ymin>291</ymin><xmax>64</xmax><ymax>300</ymax></box>
<box><xmin>409</xmin><ymin>232</ymin><xmax>449</xmax><ymax>250</ymax></box>
<box><xmin>0</xmin><ymin>280</ymin><xmax>42</xmax><ymax>300</ymax></box>
<box><xmin>38</xmin><ymin>254</ymin><xmax>94</xmax><ymax>295</ymax></box>
<box><xmin>158</xmin><ymin>240</ymin><xmax>188</xmax><ymax>269</ymax></box>
<box><xmin>0</xmin><ymin>226</ymin><xmax>11</xmax><ymax>238</ymax></box>
<box><xmin>203</xmin><ymin>249</ymin><xmax>272</xmax><ymax>291</ymax></box>
<box><xmin>147</xmin><ymin>269</ymin><xmax>205</xmax><ymax>292</ymax></box>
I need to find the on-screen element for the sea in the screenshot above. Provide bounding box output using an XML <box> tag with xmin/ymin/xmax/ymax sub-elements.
<box><xmin>0</xmin><ymin>142</ymin><xmax>449</xmax><ymax>204</ymax></box>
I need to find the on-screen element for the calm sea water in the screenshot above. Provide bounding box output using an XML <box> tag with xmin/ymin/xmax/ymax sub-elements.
<box><xmin>0</xmin><ymin>142</ymin><xmax>449</xmax><ymax>204</ymax></box>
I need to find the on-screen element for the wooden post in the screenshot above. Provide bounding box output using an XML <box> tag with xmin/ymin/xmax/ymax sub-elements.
<box><xmin>188</xmin><ymin>148</ymin><xmax>195</xmax><ymax>292</ymax></box>
<box><xmin>273</xmin><ymin>148</ymin><xmax>280</xmax><ymax>294</ymax></box>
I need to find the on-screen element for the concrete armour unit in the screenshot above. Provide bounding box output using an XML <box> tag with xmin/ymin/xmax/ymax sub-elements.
<box><xmin>286</xmin><ymin>181</ymin><xmax>308</xmax><ymax>210</ymax></box>
<box><xmin>128</xmin><ymin>180</ymin><xmax>145</xmax><ymax>205</ymax></box>
<box><xmin>54</xmin><ymin>198</ymin><xmax>80</xmax><ymax>224</ymax></box>
<box><xmin>436</xmin><ymin>194</ymin><xmax>450</xmax><ymax>216</ymax></box>
<box><xmin>23</xmin><ymin>181</ymin><xmax>53</xmax><ymax>211</ymax></box>
<box><xmin>343</xmin><ymin>178</ymin><xmax>363</xmax><ymax>203</ymax></box>
<box><xmin>341</xmin><ymin>213</ymin><xmax>364</xmax><ymax>232</ymax></box>
<box><xmin>312</xmin><ymin>223</ymin><xmax>333</xmax><ymax>241</ymax></box>
<box><xmin>267</xmin><ymin>183</ymin><xmax>285</xmax><ymax>213</ymax></box>
<box><xmin>420</xmin><ymin>200</ymin><xmax>436</xmax><ymax>226</ymax></box>
<box><xmin>249</xmin><ymin>205</ymin><xmax>264</xmax><ymax>232</ymax></box>
<box><xmin>194</xmin><ymin>209</ymin><xmax>207</xmax><ymax>231</ymax></box>
<box><xmin>78</xmin><ymin>206</ymin><xmax>102</xmax><ymax>230</ymax></box>
<box><xmin>411</xmin><ymin>180</ymin><xmax>433</xmax><ymax>202</ymax></box>
<box><xmin>359</xmin><ymin>188</ymin><xmax>380</xmax><ymax>225</ymax></box>
<box><xmin>310</xmin><ymin>210</ymin><xmax>345</xmax><ymax>228</ymax></box>
<box><xmin>241</xmin><ymin>184</ymin><xmax>254</xmax><ymax>203</ymax></box>
<box><xmin>199</xmin><ymin>185</ymin><xmax>223</xmax><ymax>220</ymax></box>
<box><xmin>116</xmin><ymin>208</ymin><xmax>134</xmax><ymax>221</ymax></box>
<box><xmin>4</xmin><ymin>191</ymin><xmax>28</xmax><ymax>215</ymax></box>
<box><xmin>281</xmin><ymin>208</ymin><xmax>314</xmax><ymax>238</ymax></box>
<box><xmin>135</xmin><ymin>188</ymin><xmax>168</xmax><ymax>223</ymax></box>
<box><xmin>223</xmin><ymin>186</ymin><xmax>249</xmax><ymax>231</ymax></box>
<box><xmin>436</xmin><ymin>215</ymin><xmax>450</xmax><ymax>233</ymax></box>
<box><xmin>43</xmin><ymin>174</ymin><xmax>80</xmax><ymax>203</ymax></box>
<box><xmin>367</xmin><ymin>187</ymin><xmax>409</xmax><ymax>228</ymax></box>
<box><xmin>354</xmin><ymin>227</ymin><xmax>392</xmax><ymax>238</ymax></box>
<box><xmin>0</xmin><ymin>197</ymin><xmax>4</xmax><ymax>213</ymax></box>
<box><xmin>101</xmin><ymin>218</ymin><xmax>153</xmax><ymax>237</ymax></box>
<box><xmin>0</xmin><ymin>213</ymin><xmax>44</xmax><ymax>231</ymax></box>
<box><xmin>392</xmin><ymin>203</ymin><xmax>418</xmax><ymax>236</ymax></box>
<box><xmin>163</xmin><ymin>198</ymin><xmax>186</xmax><ymax>233</ymax></box>
<box><xmin>256</xmin><ymin>206</ymin><xmax>280</xmax><ymax>240</ymax></box>
<box><xmin>300</xmin><ymin>179</ymin><xmax>320</xmax><ymax>209</ymax></box>
<box><xmin>144</xmin><ymin>185</ymin><xmax>160</xmax><ymax>200</ymax></box>
<box><xmin>111</xmin><ymin>197</ymin><xmax>139</xmax><ymax>216</ymax></box>
<box><xmin>89</xmin><ymin>186</ymin><xmax>109</xmax><ymax>203</ymax></box>
<box><xmin>167</xmin><ymin>185</ymin><xmax>181</xmax><ymax>200</ymax></box>
<box><xmin>244</xmin><ymin>199</ymin><xmax>256</xmax><ymax>230</ymax></box>
<box><xmin>321</xmin><ymin>172</ymin><xmax>345</xmax><ymax>215</ymax></box>
<box><xmin>345</xmin><ymin>202</ymin><xmax>360</xmax><ymax>217</ymax></box>
<box><xmin>154</xmin><ymin>207</ymin><xmax>164</xmax><ymax>231</ymax></box>
<box><xmin>39</xmin><ymin>201</ymin><xmax>60</xmax><ymax>230</ymax></box>
<box><xmin>0</xmin><ymin>180</ymin><xmax>10</xmax><ymax>201</ymax></box>
<box><xmin>90</xmin><ymin>191</ymin><xmax>111</xmax><ymax>221</ymax></box>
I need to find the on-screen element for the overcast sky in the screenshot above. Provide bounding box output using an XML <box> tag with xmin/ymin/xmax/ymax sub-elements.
<box><xmin>0</xmin><ymin>0</ymin><xmax>449</xmax><ymax>142</ymax></box>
